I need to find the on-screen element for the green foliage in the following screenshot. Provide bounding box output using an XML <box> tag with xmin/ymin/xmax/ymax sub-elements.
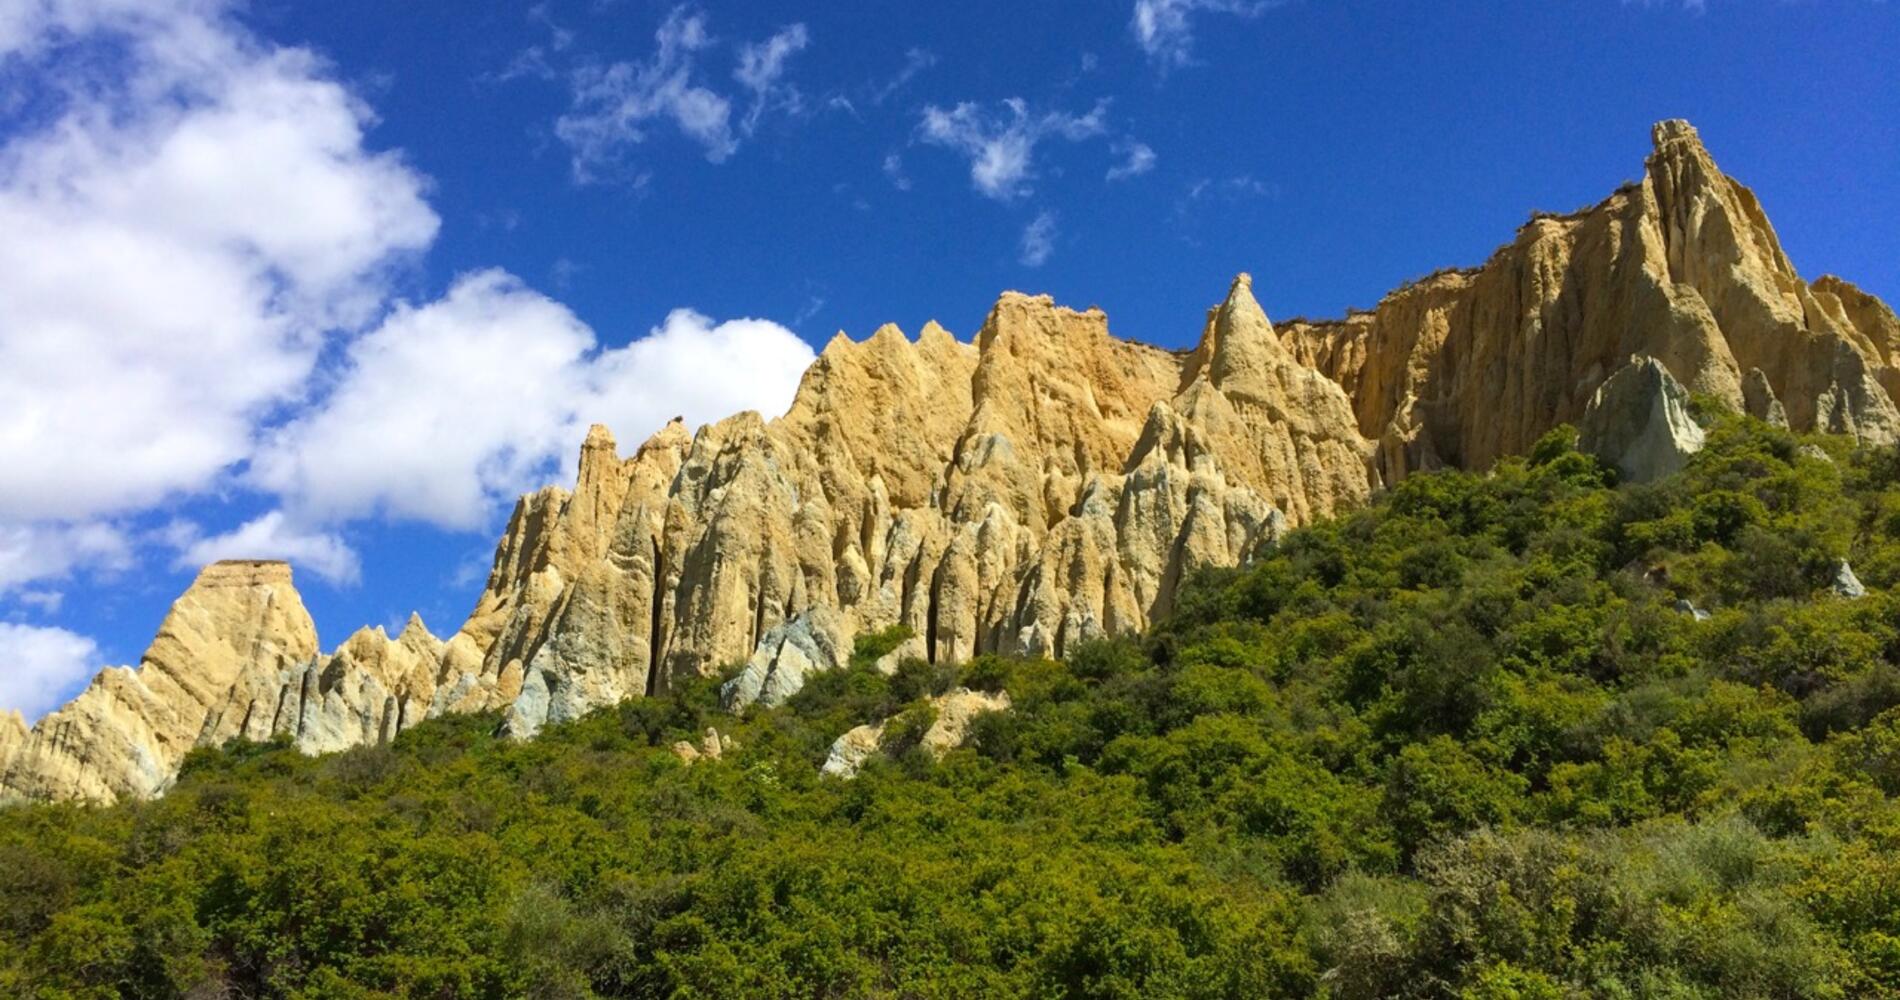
<box><xmin>5</xmin><ymin>416</ymin><xmax>1900</xmax><ymax>997</ymax></box>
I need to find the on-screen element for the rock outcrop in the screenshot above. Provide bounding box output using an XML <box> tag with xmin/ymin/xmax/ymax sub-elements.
<box><xmin>2</xmin><ymin>561</ymin><xmax>320</xmax><ymax>803</ymax></box>
<box><xmin>1833</xmin><ymin>560</ymin><xmax>1868</xmax><ymax>600</ymax></box>
<box><xmin>1577</xmin><ymin>356</ymin><xmax>1707</xmax><ymax>482</ymax></box>
<box><xmin>1281</xmin><ymin>119</ymin><xmax>1900</xmax><ymax>482</ymax></box>
<box><xmin>8</xmin><ymin>119</ymin><xmax>1899</xmax><ymax>804</ymax></box>
<box><xmin>672</xmin><ymin>727</ymin><xmax>731</xmax><ymax>764</ymax></box>
<box><xmin>821</xmin><ymin>688</ymin><xmax>1011</xmax><ymax>778</ymax></box>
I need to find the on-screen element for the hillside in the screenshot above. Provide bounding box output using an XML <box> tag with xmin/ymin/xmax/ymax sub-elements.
<box><xmin>5</xmin><ymin>414</ymin><xmax>1900</xmax><ymax>997</ymax></box>
<box><xmin>7</xmin><ymin>119</ymin><xmax>1900</xmax><ymax>806</ymax></box>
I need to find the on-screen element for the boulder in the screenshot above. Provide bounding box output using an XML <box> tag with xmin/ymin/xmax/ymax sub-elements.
<box><xmin>1578</xmin><ymin>356</ymin><xmax>1707</xmax><ymax>483</ymax></box>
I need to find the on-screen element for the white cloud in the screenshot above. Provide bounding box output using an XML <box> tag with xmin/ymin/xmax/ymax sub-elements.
<box><xmin>557</xmin><ymin>8</ymin><xmax>732</xmax><ymax>173</ymax></box>
<box><xmin>917</xmin><ymin>98</ymin><xmax>1111</xmax><ymax>200</ymax></box>
<box><xmin>0</xmin><ymin>622</ymin><xmax>100</xmax><ymax>721</ymax></box>
<box><xmin>14</xmin><ymin>590</ymin><xmax>64</xmax><ymax>614</ymax></box>
<box><xmin>171</xmin><ymin>510</ymin><xmax>360</xmax><ymax>585</ymax></box>
<box><xmin>251</xmin><ymin>269</ymin><xmax>816</xmax><ymax>532</ymax></box>
<box><xmin>0</xmin><ymin>2</ymin><xmax>815</xmax><ymax>601</ymax></box>
<box><xmin>0</xmin><ymin>0</ymin><xmax>435</xmax><ymax>585</ymax></box>
<box><xmin>496</xmin><ymin>3</ymin><xmax>575</xmax><ymax>83</ymax></box>
<box><xmin>1107</xmin><ymin>140</ymin><xmax>1157</xmax><ymax>180</ymax></box>
<box><xmin>1019</xmin><ymin>211</ymin><xmax>1058</xmax><ymax>267</ymax></box>
<box><xmin>733</xmin><ymin>22</ymin><xmax>808</xmax><ymax>132</ymax></box>
<box><xmin>871</xmin><ymin>47</ymin><xmax>936</xmax><ymax>105</ymax></box>
<box><xmin>554</xmin><ymin>8</ymin><xmax>809</xmax><ymax>180</ymax></box>
<box><xmin>584</xmin><ymin>307</ymin><xmax>818</xmax><ymax>444</ymax></box>
<box><xmin>1132</xmin><ymin>0</ymin><xmax>1272</xmax><ymax>70</ymax></box>
<box><xmin>0</xmin><ymin>522</ymin><xmax>131</xmax><ymax>594</ymax></box>
<box><xmin>882</xmin><ymin>151</ymin><xmax>911</xmax><ymax>190</ymax></box>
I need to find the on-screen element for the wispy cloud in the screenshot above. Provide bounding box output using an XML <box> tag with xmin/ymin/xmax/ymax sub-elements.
<box><xmin>1172</xmin><ymin>173</ymin><xmax>1279</xmax><ymax>234</ymax></box>
<box><xmin>882</xmin><ymin>151</ymin><xmax>912</xmax><ymax>190</ymax></box>
<box><xmin>872</xmin><ymin>47</ymin><xmax>938</xmax><ymax>105</ymax></box>
<box><xmin>1107</xmin><ymin>140</ymin><xmax>1157</xmax><ymax>181</ymax></box>
<box><xmin>1132</xmin><ymin>0</ymin><xmax>1277</xmax><ymax>71</ymax></box>
<box><xmin>496</xmin><ymin>3</ymin><xmax>575</xmax><ymax>82</ymax></box>
<box><xmin>553</xmin><ymin>7</ymin><xmax>810</xmax><ymax>181</ymax></box>
<box><xmin>1019</xmin><ymin>211</ymin><xmax>1058</xmax><ymax>267</ymax></box>
<box><xmin>917</xmin><ymin>98</ymin><xmax>1111</xmax><ymax>200</ymax></box>
<box><xmin>734</xmin><ymin>22</ymin><xmax>810</xmax><ymax>131</ymax></box>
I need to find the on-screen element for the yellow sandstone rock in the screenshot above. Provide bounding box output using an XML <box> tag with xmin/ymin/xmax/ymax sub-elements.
<box><xmin>9</xmin><ymin>120</ymin><xmax>1899</xmax><ymax>802</ymax></box>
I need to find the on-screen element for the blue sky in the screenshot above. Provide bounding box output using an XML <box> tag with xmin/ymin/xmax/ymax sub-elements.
<box><xmin>1</xmin><ymin>0</ymin><xmax>1895</xmax><ymax>719</ymax></box>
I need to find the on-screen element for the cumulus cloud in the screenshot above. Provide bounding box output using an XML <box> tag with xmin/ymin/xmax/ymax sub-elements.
<box><xmin>917</xmin><ymin>98</ymin><xmax>1111</xmax><ymax>200</ymax></box>
<box><xmin>555</xmin><ymin>7</ymin><xmax>809</xmax><ymax>180</ymax></box>
<box><xmin>170</xmin><ymin>511</ymin><xmax>360</xmax><ymax>585</ymax></box>
<box><xmin>0</xmin><ymin>0</ymin><xmax>436</xmax><ymax>583</ymax></box>
<box><xmin>0</xmin><ymin>522</ymin><xmax>131</xmax><ymax>594</ymax></box>
<box><xmin>251</xmin><ymin>269</ymin><xmax>815</xmax><ymax>531</ymax></box>
<box><xmin>1132</xmin><ymin>0</ymin><xmax>1273</xmax><ymax>70</ymax></box>
<box><xmin>1019</xmin><ymin>210</ymin><xmax>1058</xmax><ymax>267</ymax></box>
<box><xmin>0</xmin><ymin>1</ymin><xmax>814</xmax><ymax>606</ymax></box>
<box><xmin>1107</xmin><ymin>140</ymin><xmax>1157</xmax><ymax>180</ymax></box>
<box><xmin>0</xmin><ymin>622</ymin><xmax>99</xmax><ymax>722</ymax></box>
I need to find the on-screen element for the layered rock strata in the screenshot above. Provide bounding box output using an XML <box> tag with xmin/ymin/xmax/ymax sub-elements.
<box><xmin>8</xmin><ymin>119</ymin><xmax>1899</xmax><ymax>803</ymax></box>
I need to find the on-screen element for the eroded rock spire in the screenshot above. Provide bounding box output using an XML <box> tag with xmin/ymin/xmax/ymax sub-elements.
<box><xmin>11</xmin><ymin>120</ymin><xmax>1900</xmax><ymax>803</ymax></box>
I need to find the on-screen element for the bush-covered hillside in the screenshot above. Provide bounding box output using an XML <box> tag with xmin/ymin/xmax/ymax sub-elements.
<box><xmin>6</xmin><ymin>414</ymin><xmax>1900</xmax><ymax>999</ymax></box>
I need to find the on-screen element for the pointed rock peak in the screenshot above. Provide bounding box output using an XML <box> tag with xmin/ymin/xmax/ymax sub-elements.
<box><xmin>1187</xmin><ymin>271</ymin><xmax>1286</xmax><ymax>386</ymax></box>
<box><xmin>340</xmin><ymin>623</ymin><xmax>386</xmax><ymax>646</ymax></box>
<box><xmin>398</xmin><ymin>611</ymin><xmax>433</xmax><ymax>642</ymax></box>
<box><xmin>1646</xmin><ymin>118</ymin><xmax>1723</xmax><ymax>185</ymax></box>
<box><xmin>867</xmin><ymin>322</ymin><xmax>908</xmax><ymax>347</ymax></box>
<box><xmin>1651</xmin><ymin>118</ymin><xmax>1705</xmax><ymax>154</ymax></box>
<box><xmin>820</xmin><ymin>329</ymin><xmax>854</xmax><ymax>356</ymax></box>
<box><xmin>3</xmin><ymin>708</ymin><xmax>26</xmax><ymax>738</ymax></box>
<box><xmin>577</xmin><ymin>423</ymin><xmax>623</xmax><ymax>471</ymax></box>
<box><xmin>918</xmin><ymin>320</ymin><xmax>957</xmax><ymax>346</ymax></box>
<box><xmin>1218</xmin><ymin>272</ymin><xmax>1268</xmax><ymax>325</ymax></box>
<box><xmin>574</xmin><ymin>423</ymin><xmax>626</xmax><ymax>496</ymax></box>
<box><xmin>582</xmin><ymin>423</ymin><xmax>618</xmax><ymax>453</ymax></box>
<box><xmin>636</xmin><ymin>417</ymin><xmax>693</xmax><ymax>459</ymax></box>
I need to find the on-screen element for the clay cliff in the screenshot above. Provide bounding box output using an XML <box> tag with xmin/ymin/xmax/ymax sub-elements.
<box><xmin>7</xmin><ymin>119</ymin><xmax>1897</xmax><ymax>803</ymax></box>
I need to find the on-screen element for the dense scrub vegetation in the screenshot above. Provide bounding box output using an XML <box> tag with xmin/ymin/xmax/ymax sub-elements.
<box><xmin>8</xmin><ymin>414</ymin><xmax>1900</xmax><ymax>998</ymax></box>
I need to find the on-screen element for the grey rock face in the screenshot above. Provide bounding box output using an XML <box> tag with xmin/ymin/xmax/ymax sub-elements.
<box><xmin>1832</xmin><ymin>560</ymin><xmax>1867</xmax><ymax>599</ymax></box>
<box><xmin>1578</xmin><ymin>356</ymin><xmax>1707</xmax><ymax>483</ymax></box>
<box><xmin>1742</xmin><ymin>368</ymin><xmax>1790</xmax><ymax>427</ymax></box>
<box><xmin>722</xmin><ymin>606</ymin><xmax>847</xmax><ymax>710</ymax></box>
